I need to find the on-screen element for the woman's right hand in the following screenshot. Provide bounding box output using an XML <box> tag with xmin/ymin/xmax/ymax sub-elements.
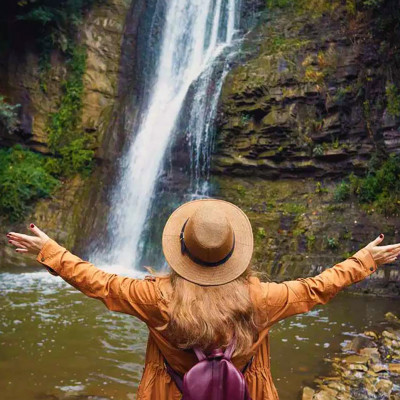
<box><xmin>6</xmin><ymin>224</ymin><xmax>50</xmax><ymax>256</ymax></box>
<box><xmin>365</xmin><ymin>234</ymin><xmax>400</xmax><ymax>266</ymax></box>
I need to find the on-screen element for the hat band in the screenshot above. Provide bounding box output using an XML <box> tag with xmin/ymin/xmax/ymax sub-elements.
<box><xmin>179</xmin><ymin>218</ymin><xmax>236</xmax><ymax>267</ymax></box>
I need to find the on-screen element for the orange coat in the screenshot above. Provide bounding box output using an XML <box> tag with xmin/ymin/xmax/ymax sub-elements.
<box><xmin>36</xmin><ymin>238</ymin><xmax>377</xmax><ymax>399</ymax></box>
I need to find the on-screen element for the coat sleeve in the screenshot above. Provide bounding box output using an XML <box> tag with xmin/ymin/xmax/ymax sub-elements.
<box><xmin>35</xmin><ymin>238</ymin><xmax>161</xmax><ymax>324</ymax></box>
<box><xmin>262</xmin><ymin>248</ymin><xmax>378</xmax><ymax>326</ymax></box>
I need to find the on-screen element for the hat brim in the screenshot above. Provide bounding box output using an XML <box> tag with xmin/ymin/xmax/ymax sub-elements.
<box><xmin>162</xmin><ymin>199</ymin><xmax>253</xmax><ymax>286</ymax></box>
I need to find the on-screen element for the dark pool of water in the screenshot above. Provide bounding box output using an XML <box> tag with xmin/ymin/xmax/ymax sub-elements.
<box><xmin>0</xmin><ymin>268</ymin><xmax>398</xmax><ymax>400</ymax></box>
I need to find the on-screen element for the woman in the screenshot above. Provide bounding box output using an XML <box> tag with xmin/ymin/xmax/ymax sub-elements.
<box><xmin>6</xmin><ymin>198</ymin><xmax>400</xmax><ymax>399</ymax></box>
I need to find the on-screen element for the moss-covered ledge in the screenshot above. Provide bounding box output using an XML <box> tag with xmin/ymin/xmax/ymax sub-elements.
<box><xmin>211</xmin><ymin>175</ymin><xmax>399</xmax><ymax>295</ymax></box>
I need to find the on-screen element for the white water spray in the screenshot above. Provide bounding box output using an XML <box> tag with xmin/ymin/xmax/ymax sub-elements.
<box><xmin>91</xmin><ymin>0</ymin><xmax>238</xmax><ymax>269</ymax></box>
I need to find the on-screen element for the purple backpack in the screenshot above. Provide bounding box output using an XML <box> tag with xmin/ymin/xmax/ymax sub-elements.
<box><xmin>165</xmin><ymin>341</ymin><xmax>252</xmax><ymax>400</ymax></box>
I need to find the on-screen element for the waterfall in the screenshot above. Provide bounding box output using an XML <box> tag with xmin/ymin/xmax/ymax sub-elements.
<box><xmin>90</xmin><ymin>0</ymin><xmax>239</xmax><ymax>270</ymax></box>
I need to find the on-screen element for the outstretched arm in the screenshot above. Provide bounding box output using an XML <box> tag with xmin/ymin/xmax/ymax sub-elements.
<box><xmin>6</xmin><ymin>225</ymin><xmax>161</xmax><ymax>325</ymax></box>
<box><xmin>263</xmin><ymin>234</ymin><xmax>400</xmax><ymax>326</ymax></box>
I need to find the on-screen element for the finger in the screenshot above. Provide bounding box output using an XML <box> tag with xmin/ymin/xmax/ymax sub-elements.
<box><xmin>380</xmin><ymin>243</ymin><xmax>400</xmax><ymax>252</ymax></box>
<box><xmin>7</xmin><ymin>232</ymin><xmax>34</xmax><ymax>242</ymax></box>
<box><xmin>8</xmin><ymin>239</ymin><xmax>28</xmax><ymax>249</ymax></box>
<box><xmin>388</xmin><ymin>248</ymin><xmax>400</xmax><ymax>257</ymax></box>
<box><xmin>15</xmin><ymin>248</ymin><xmax>29</xmax><ymax>253</ymax></box>
<box><xmin>386</xmin><ymin>256</ymin><xmax>398</xmax><ymax>264</ymax></box>
<box><xmin>6</xmin><ymin>235</ymin><xmax>31</xmax><ymax>247</ymax></box>
<box><xmin>370</xmin><ymin>234</ymin><xmax>384</xmax><ymax>246</ymax></box>
<box><xmin>389</xmin><ymin>249</ymin><xmax>400</xmax><ymax>259</ymax></box>
<box><xmin>28</xmin><ymin>223</ymin><xmax>45</xmax><ymax>238</ymax></box>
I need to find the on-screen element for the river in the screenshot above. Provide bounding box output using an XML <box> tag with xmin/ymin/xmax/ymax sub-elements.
<box><xmin>0</xmin><ymin>266</ymin><xmax>397</xmax><ymax>400</ymax></box>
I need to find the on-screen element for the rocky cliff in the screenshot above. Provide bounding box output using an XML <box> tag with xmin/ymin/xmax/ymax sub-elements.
<box><xmin>1</xmin><ymin>0</ymin><xmax>399</xmax><ymax>296</ymax></box>
<box><xmin>214</xmin><ymin>3</ymin><xmax>400</xmax><ymax>178</ymax></box>
<box><xmin>0</xmin><ymin>0</ymin><xmax>145</xmax><ymax>267</ymax></box>
<box><xmin>212</xmin><ymin>1</ymin><xmax>400</xmax><ymax>294</ymax></box>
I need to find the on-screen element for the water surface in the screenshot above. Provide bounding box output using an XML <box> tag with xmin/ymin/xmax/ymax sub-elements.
<box><xmin>0</xmin><ymin>268</ymin><xmax>397</xmax><ymax>400</ymax></box>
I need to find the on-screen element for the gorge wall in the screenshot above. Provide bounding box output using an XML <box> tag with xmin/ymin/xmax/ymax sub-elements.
<box><xmin>1</xmin><ymin>0</ymin><xmax>399</xmax><ymax>297</ymax></box>
<box><xmin>0</xmin><ymin>0</ymin><xmax>147</xmax><ymax>267</ymax></box>
<box><xmin>212</xmin><ymin>1</ymin><xmax>400</xmax><ymax>294</ymax></box>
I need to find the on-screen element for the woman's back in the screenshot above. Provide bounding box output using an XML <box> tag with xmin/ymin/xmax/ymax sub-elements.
<box><xmin>124</xmin><ymin>248</ymin><xmax>376</xmax><ymax>400</ymax></box>
<box><xmin>133</xmin><ymin>274</ymin><xmax>279</xmax><ymax>400</ymax></box>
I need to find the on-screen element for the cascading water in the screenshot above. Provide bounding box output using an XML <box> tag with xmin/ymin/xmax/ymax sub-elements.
<box><xmin>90</xmin><ymin>0</ymin><xmax>239</xmax><ymax>270</ymax></box>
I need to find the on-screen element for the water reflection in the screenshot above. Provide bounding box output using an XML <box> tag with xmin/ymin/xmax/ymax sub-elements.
<box><xmin>0</xmin><ymin>270</ymin><xmax>397</xmax><ymax>399</ymax></box>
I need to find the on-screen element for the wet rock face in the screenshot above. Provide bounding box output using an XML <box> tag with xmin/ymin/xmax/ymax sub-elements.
<box><xmin>81</xmin><ymin>0</ymin><xmax>134</xmax><ymax>160</ymax></box>
<box><xmin>0</xmin><ymin>0</ymin><xmax>132</xmax><ymax>157</ymax></box>
<box><xmin>0</xmin><ymin>0</ymin><xmax>143</xmax><ymax>263</ymax></box>
<box><xmin>210</xmin><ymin>3</ymin><xmax>400</xmax><ymax>294</ymax></box>
<box><xmin>301</xmin><ymin>312</ymin><xmax>400</xmax><ymax>400</ymax></box>
<box><xmin>211</xmin><ymin>176</ymin><xmax>400</xmax><ymax>294</ymax></box>
<box><xmin>213</xmin><ymin>6</ymin><xmax>400</xmax><ymax>179</ymax></box>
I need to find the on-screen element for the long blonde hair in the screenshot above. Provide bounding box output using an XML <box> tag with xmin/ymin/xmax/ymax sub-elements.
<box><xmin>162</xmin><ymin>268</ymin><xmax>260</xmax><ymax>358</ymax></box>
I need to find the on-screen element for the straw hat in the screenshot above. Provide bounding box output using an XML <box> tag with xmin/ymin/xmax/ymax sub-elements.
<box><xmin>162</xmin><ymin>198</ymin><xmax>254</xmax><ymax>286</ymax></box>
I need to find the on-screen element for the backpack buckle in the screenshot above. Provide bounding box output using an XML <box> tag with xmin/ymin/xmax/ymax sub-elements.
<box><xmin>207</xmin><ymin>349</ymin><xmax>224</xmax><ymax>359</ymax></box>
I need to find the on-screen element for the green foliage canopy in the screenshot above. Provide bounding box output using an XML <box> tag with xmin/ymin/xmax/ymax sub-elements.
<box><xmin>334</xmin><ymin>154</ymin><xmax>400</xmax><ymax>216</ymax></box>
<box><xmin>0</xmin><ymin>144</ymin><xmax>60</xmax><ymax>221</ymax></box>
<box><xmin>1</xmin><ymin>0</ymin><xmax>103</xmax><ymax>57</ymax></box>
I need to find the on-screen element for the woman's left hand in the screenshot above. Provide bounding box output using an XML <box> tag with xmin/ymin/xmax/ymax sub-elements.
<box><xmin>6</xmin><ymin>224</ymin><xmax>50</xmax><ymax>256</ymax></box>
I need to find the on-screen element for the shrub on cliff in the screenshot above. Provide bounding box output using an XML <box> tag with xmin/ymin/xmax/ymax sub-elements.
<box><xmin>0</xmin><ymin>96</ymin><xmax>20</xmax><ymax>132</ymax></box>
<box><xmin>0</xmin><ymin>145</ymin><xmax>60</xmax><ymax>222</ymax></box>
<box><xmin>334</xmin><ymin>154</ymin><xmax>400</xmax><ymax>216</ymax></box>
<box><xmin>46</xmin><ymin>46</ymin><xmax>95</xmax><ymax>178</ymax></box>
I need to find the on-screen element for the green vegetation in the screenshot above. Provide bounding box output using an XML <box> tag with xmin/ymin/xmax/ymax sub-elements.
<box><xmin>0</xmin><ymin>46</ymin><xmax>94</xmax><ymax>222</ymax></box>
<box><xmin>292</xmin><ymin>227</ymin><xmax>306</xmax><ymax>237</ymax></box>
<box><xmin>266</xmin><ymin>0</ymin><xmax>293</xmax><ymax>8</ymax></box>
<box><xmin>315</xmin><ymin>181</ymin><xmax>329</xmax><ymax>194</ymax></box>
<box><xmin>266</xmin><ymin>0</ymin><xmax>399</xmax><ymax>47</ymax></box>
<box><xmin>313</xmin><ymin>145</ymin><xmax>324</xmax><ymax>157</ymax></box>
<box><xmin>281</xmin><ymin>202</ymin><xmax>307</xmax><ymax>215</ymax></box>
<box><xmin>256</xmin><ymin>227</ymin><xmax>267</xmax><ymax>240</ymax></box>
<box><xmin>0</xmin><ymin>0</ymin><xmax>101</xmax><ymax>222</ymax></box>
<box><xmin>0</xmin><ymin>145</ymin><xmax>60</xmax><ymax>221</ymax></box>
<box><xmin>334</xmin><ymin>154</ymin><xmax>400</xmax><ymax>216</ymax></box>
<box><xmin>267</xmin><ymin>0</ymin><xmax>384</xmax><ymax>14</ymax></box>
<box><xmin>345</xmin><ymin>0</ymin><xmax>357</xmax><ymax>15</ymax></box>
<box><xmin>326</xmin><ymin>236</ymin><xmax>339</xmax><ymax>249</ymax></box>
<box><xmin>362</xmin><ymin>0</ymin><xmax>384</xmax><ymax>8</ymax></box>
<box><xmin>46</xmin><ymin>46</ymin><xmax>95</xmax><ymax>177</ymax></box>
<box><xmin>269</xmin><ymin>34</ymin><xmax>309</xmax><ymax>55</ymax></box>
<box><xmin>333</xmin><ymin>85</ymin><xmax>353</xmax><ymax>105</ymax></box>
<box><xmin>342</xmin><ymin>251</ymin><xmax>353</xmax><ymax>259</ymax></box>
<box><xmin>306</xmin><ymin>233</ymin><xmax>316</xmax><ymax>251</ymax></box>
<box><xmin>341</xmin><ymin>229</ymin><xmax>353</xmax><ymax>241</ymax></box>
<box><xmin>240</xmin><ymin>113</ymin><xmax>251</xmax><ymax>125</ymax></box>
<box><xmin>235</xmin><ymin>184</ymin><xmax>247</xmax><ymax>197</ymax></box>
<box><xmin>257</xmin><ymin>27</ymin><xmax>310</xmax><ymax>58</ymax></box>
<box><xmin>386</xmin><ymin>83</ymin><xmax>400</xmax><ymax>118</ymax></box>
<box><xmin>1</xmin><ymin>1</ymin><xmax>103</xmax><ymax>61</ymax></box>
<box><xmin>334</xmin><ymin>181</ymin><xmax>351</xmax><ymax>202</ymax></box>
<box><xmin>0</xmin><ymin>96</ymin><xmax>20</xmax><ymax>132</ymax></box>
<box><xmin>353</xmin><ymin>154</ymin><xmax>400</xmax><ymax>214</ymax></box>
<box><xmin>303</xmin><ymin>66</ymin><xmax>325</xmax><ymax>83</ymax></box>
<box><xmin>266</xmin><ymin>0</ymin><xmax>341</xmax><ymax>18</ymax></box>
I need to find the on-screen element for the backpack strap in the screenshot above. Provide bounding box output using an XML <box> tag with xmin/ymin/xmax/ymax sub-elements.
<box><xmin>193</xmin><ymin>346</ymin><xmax>207</xmax><ymax>361</ymax></box>
<box><xmin>223</xmin><ymin>338</ymin><xmax>236</xmax><ymax>360</ymax></box>
<box><xmin>242</xmin><ymin>355</ymin><xmax>254</xmax><ymax>375</ymax></box>
<box><xmin>223</xmin><ymin>338</ymin><xmax>253</xmax><ymax>374</ymax></box>
<box><xmin>164</xmin><ymin>358</ymin><xmax>184</xmax><ymax>393</ymax></box>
